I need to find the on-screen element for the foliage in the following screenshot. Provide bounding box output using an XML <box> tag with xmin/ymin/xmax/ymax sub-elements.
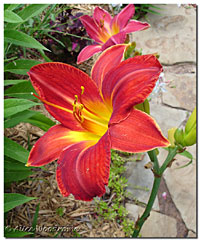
<box><xmin>4</xmin><ymin>227</ymin><xmax>33</xmax><ymax>238</ymax></box>
<box><xmin>134</xmin><ymin>4</ymin><xmax>163</xmax><ymax>19</ymax></box>
<box><xmin>4</xmin><ymin>193</ymin><xmax>36</xmax><ymax>213</ymax></box>
<box><xmin>110</xmin><ymin>4</ymin><xmax>163</xmax><ymax>20</ymax></box>
<box><xmin>41</xmin><ymin>7</ymin><xmax>92</xmax><ymax>62</ymax></box>
<box><xmin>94</xmin><ymin>150</ymin><xmax>134</xmax><ymax>237</ymax></box>
<box><xmin>4</xmin><ymin>4</ymin><xmax>57</xmax><ymax>238</ymax></box>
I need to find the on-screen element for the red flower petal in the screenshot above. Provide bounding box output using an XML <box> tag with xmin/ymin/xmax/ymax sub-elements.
<box><xmin>91</xmin><ymin>44</ymin><xmax>127</xmax><ymax>91</ymax></box>
<box><xmin>101</xmin><ymin>55</ymin><xmax>162</xmax><ymax>124</ymax></box>
<box><xmin>109</xmin><ymin>109</ymin><xmax>170</xmax><ymax>153</ymax></box>
<box><xmin>101</xmin><ymin>32</ymin><xmax>127</xmax><ymax>51</ymax></box>
<box><xmin>111</xmin><ymin>4</ymin><xmax>135</xmax><ymax>33</ymax></box>
<box><xmin>56</xmin><ymin>132</ymin><xmax>111</xmax><ymax>201</ymax></box>
<box><xmin>26</xmin><ymin>125</ymin><xmax>100</xmax><ymax>167</ymax></box>
<box><xmin>93</xmin><ymin>6</ymin><xmax>112</xmax><ymax>30</ymax></box>
<box><xmin>28</xmin><ymin>62</ymin><xmax>104</xmax><ymax>129</ymax></box>
<box><xmin>80</xmin><ymin>15</ymin><xmax>103</xmax><ymax>44</ymax></box>
<box><xmin>77</xmin><ymin>44</ymin><xmax>102</xmax><ymax>64</ymax></box>
<box><xmin>123</xmin><ymin>20</ymin><xmax>150</xmax><ymax>33</ymax></box>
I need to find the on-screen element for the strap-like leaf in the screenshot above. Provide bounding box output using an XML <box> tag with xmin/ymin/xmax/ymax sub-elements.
<box><xmin>4</xmin><ymin>137</ymin><xmax>29</xmax><ymax>163</ymax></box>
<box><xmin>4</xmin><ymin>98</ymin><xmax>40</xmax><ymax>118</ymax></box>
<box><xmin>4</xmin><ymin>10</ymin><xmax>23</xmax><ymax>23</ymax></box>
<box><xmin>4</xmin><ymin>30</ymin><xmax>49</xmax><ymax>51</ymax></box>
<box><xmin>4</xmin><ymin>193</ymin><xmax>36</xmax><ymax>212</ymax></box>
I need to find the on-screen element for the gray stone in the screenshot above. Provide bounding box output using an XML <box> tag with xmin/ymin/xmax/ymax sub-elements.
<box><xmin>124</xmin><ymin>154</ymin><xmax>159</xmax><ymax>210</ymax></box>
<box><xmin>150</xmin><ymin>101</ymin><xmax>188</xmax><ymax>136</ymax></box>
<box><xmin>187</xmin><ymin>231</ymin><xmax>197</xmax><ymax>237</ymax></box>
<box><xmin>130</xmin><ymin>5</ymin><xmax>196</xmax><ymax>64</ymax></box>
<box><xmin>158</xmin><ymin>145</ymin><xmax>196</xmax><ymax>232</ymax></box>
<box><xmin>163</xmin><ymin>64</ymin><xmax>196</xmax><ymax>75</ymax></box>
<box><xmin>125</xmin><ymin>203</ymin><xmax>177</xmax><ymax>237</ymax></box>
<box><xmin>162</xmin><ymin>72</ymin><xmax>196</xmax><ymax>111</ymax></box>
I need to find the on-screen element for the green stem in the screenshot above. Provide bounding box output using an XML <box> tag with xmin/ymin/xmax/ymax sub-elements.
<box><xmin>132</xmin><ymin>147</ymin><xmax>178</xmax><ymax>237</ymax></box>
<box><xmin>159</xmin><ymin>147</ymin><xmax>178</xmax><ymax>175</ymax></box>
<box><xmin>148</xmin><ymin>149</ymin><xmax>159</xmax><ymax>173</ymax></box>
<box><xmin>132</xmin><ymin>176</ymin><xmax>161</xmax><ymax>237</ymax></box>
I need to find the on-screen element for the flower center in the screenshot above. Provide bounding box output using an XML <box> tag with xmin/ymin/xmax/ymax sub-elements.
<box><xmin>32</xmin><ymin>85</ymin><xmax>111</xmax><ymax>137</ymax></box>
<box><xmin>72</xmin><ymin>86</ymin><xmax>110</xmax><ymax>136</ymax></box>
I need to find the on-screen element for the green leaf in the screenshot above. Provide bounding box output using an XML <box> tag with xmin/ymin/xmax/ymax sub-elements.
<box><xmin>4</xmin><ymin>110</ymin><xmax>36</xmax><ymax>128</ymax></box>
<box><xmin>5</xmin><ymin>93</ymin><xmax>37</xmax><ymax>99</ymax></box>
<box><xmin>4</xmin><ymin>157</ymin><xmax>33</xmax><ymax>182</ymax></box>
<box><xmin>4</xmin><ymin>56</ymin><xmax>18</xmax><ymax>63</ymax></box>
<box><xmin>175</xmin><ymin>160</ymin><xmax>193</xmax><ymax>169</ymax></box>
<box><xmin>4</xmin><ymin>98</ymin><xmax>40</xmax><ymax>118</ymax></box>
<box><xmin>4</xmin><ymin>4</ymin><xmax>20</xmax><ymax>11</ymax></box>
<box><xmin>4</xmin><ymin>167</ymin><xmax>33</xmax><ymax>183</ymax></box>
<box><xmin>6</xmin><ymin>4</ymin><xmax>49</xmax><ymax>29</ymax></box>
<box><xmin>4</xmin><ymin>79</ymin><xmax>28</xmax><ymax>86</ymax></box>
<box><xmin>4</xmin><ymin>137</ymin><xmax>29</xmax><ymax>163</ymax></box>
<box><xmin>46</xmin><ymin>33</ymin><xmax>65</xmax><ymax>47</ymax></box>
<box><xmin>31</xmin><ymin>203</ymin><xmax>40</xmax><ymax>237</ymax></box>
<box><xmin>4</xmin><ymin>30</ymin><xmax>49</xmax><ymax>51</ymax></box>
<box><xmin>4</xmin><ymin>193</ymin><xmax>36</xmax><ymax>212</ymax></box>
<box><xmin>25</xmin><ymin>111</ymin><xmax>55</xmax><ymax>131</ymax></box>
<box><xmin>142</xmin><ymin>8</ymin><xmax>162</xmax><ymax>15</ymax></box>
<box><xmin>17</xmin><ymin>4</ymin><xmax>49</xmax><ymax>22</ymax></box>
<box><xmin>4</xmin><ymin>59</ymin><xmax>41</xmax><ymax>75</ymax></box>
<box><xmin>4</xmin><ymin>156</ymin><xmax>31</xmax><ymax>170</ymax></box>
<box><xmin>179</xmin><ymin>150</ymin><xmax>193</xmax><ymax>160</ymax></box>
<box><xmin>4</xmin><ymin>80</ymin><xmax>36</xmax><ymax>99</ymax></box>
<box><xmin>148</xmin><ymin>4</ymin><xmax>163</xmax><ymax>10</ymax></box>
<box><xmin>4</xmin><ymin>227</ymin><xmax>33</xmax><ymax>238</ymax></box>
<box><xmin>4</xmin><ymin>10</ymin><xmax>23</xmax><ymax>23</ymax></box>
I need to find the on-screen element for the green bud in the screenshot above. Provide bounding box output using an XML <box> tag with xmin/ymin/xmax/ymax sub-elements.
<box><xmin>174</xmin><ymin>128</ymin><xmax>184</xmax><ymax>146</ymax></box>
<box><xmin>154</xmin><ymin>148</ymin><xmax>159</xmax><ymax>156</ymax></box>
<box><xmin>185</xmin><ymin>107</ymin><xmax>196</xmax><ymax>134</ymax></box>
<box><xmin>143</xmin><ymin>99</ymin><xmax>150</xmax><ymax>114</ymax></box>
<box><xmin>183</xmin><ymin>123</ymin><xmax>196</xmax><ymax>146</ymax></box>
<box><xmin>135</xmin><ymin>102</ymin><xmax>144</xmax><ymax>112</ymax></box>
<box><xmin>124</xmin><ymin>42</ymin><xmax>136</xmax><ymax>60</ymax></box>
<box><xmin>168</xmin><ymin>127</ymin><xmax>177</xmax><ymax>147</ymax></box>
<box><xmin>135</xmin><ymin>99</ymin><xmax>150</xmax><ymax>114</ymax></box>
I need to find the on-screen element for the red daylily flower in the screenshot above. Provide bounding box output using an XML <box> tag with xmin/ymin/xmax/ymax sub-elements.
<box><xmin>27</xmin><ymin>44</ymin><xmax>169</xmax><ymax>201</ymax></box>
<box><xmin>77</xmin><ymin>4</ymin><xmax>150</xmax><ymax>64</ymax></box>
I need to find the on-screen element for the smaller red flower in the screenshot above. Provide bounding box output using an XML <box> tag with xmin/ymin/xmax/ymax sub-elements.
<box><xmin>77</xmin><ymin>4</ymin><xmax>150</xmax><ymax>64</ymax></box>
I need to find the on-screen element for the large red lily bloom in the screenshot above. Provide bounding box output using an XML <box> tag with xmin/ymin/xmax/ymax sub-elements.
<box><xmin>77</xmin><ymin>4</ymin><xmax>149</xmax><ymax>64</ymax></box>
<box><xmin>27</xmin><ymin>44</ymin><xmax>169</xmax><ymax>201</ymax></box>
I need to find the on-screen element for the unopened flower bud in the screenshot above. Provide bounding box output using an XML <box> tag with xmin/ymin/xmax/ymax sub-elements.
<box><xmin>135</xmin><ymin>99</ymin><xmax>150</xmax><ymax>114</ymax></box>
<box><xmin>174</xmin><ymin>128</ymin><xmax>184</xmax><ymax>146</ymax></box>
<box><xmin>183</xmin><ymin>123</ymin><xmax>196</xmax><ymax>146</ymax></box>
<box><xmin>185</xmin><ymin>107</ymin><xmax>196</xmax><ymax>134</ymax></box>
<box><xmin>168</xmin><ymin>127</ymin><xmax>177</xmax><ymax>147</ymax></box>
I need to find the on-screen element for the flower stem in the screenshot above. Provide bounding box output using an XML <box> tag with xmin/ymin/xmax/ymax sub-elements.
<box><xmin>132</xmin><ymin>147</ymin><xmax>178</xmax><ymax>237</ymax></box>
<box><xmin>148</xmin><ymin>149</ymin><xmax>159</xmax><ymax>173</ymax></box>
<box><xmin>159</xmin><ymin>147</ymin><xmax>179</xmax><ymax>175</ymax></box>
<box><xmin>132</xmin><ymin>175</ymin><xmax>161</xmax><ymax>237</ymax></box>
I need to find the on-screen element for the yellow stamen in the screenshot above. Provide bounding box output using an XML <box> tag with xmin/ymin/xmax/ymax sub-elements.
<box><xmin>72</xmin><ymin>103</ymin><xmax>76</xmax><ymax>112</ymax></box>
<box><xmin>81</xmin><ymin>86</ymin><xmax>85</xmax><ymax>95</ymax></box>
<box><xmin>100</xmin><ymin>19</ymin><xmax>104</xmax><ymax>28</ymax></box>
<box><xmin>74</xmin><ymin>95</ymin><xmax>78</xmax><ymax>103</ymax></box>
<box><xmin>79</xmin><ymin>104</ymin><xmax>84</xmax><ymax>112</ymax></box>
